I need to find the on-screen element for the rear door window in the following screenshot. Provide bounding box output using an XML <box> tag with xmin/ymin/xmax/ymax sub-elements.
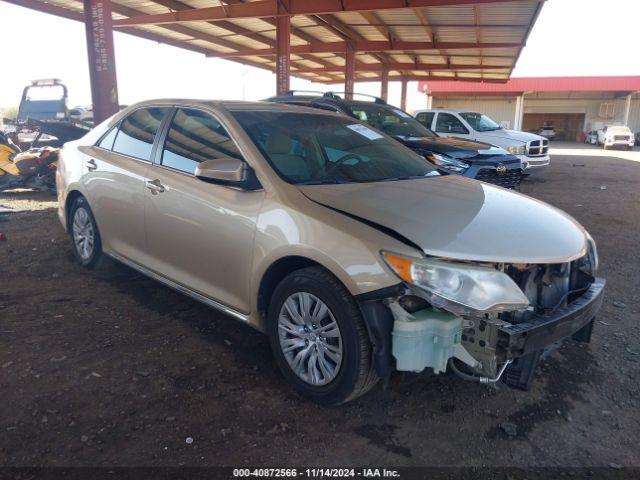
<box><xmin>416</xmin><ymin>111</ymin><xmax>434</xmax><ymax>128</ymax></box>
<box><xmin>161</xmin><ymin>108</ymin><xmax>244</xmax><ymax>175</ymax></box>
<box><xmin>112</xmin><ymin>107</ymin><xmax>168</xmax><ymax>161</ymax></box>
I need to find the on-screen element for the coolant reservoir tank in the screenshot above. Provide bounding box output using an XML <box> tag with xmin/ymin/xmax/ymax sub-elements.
<box><xmin>392</xmin><ymin>308</ymin><xmax>464</xmax><ymax>374</ymax></box>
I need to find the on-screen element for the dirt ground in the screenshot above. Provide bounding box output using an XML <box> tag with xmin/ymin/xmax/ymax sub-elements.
<box><xmin>1</xmin><ymin>144</ymin><xmax>639</xmax><ymax>468</ymax></box>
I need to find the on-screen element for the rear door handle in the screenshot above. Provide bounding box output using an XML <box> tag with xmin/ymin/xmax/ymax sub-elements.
<box><xmin>146</xmin><ymin>179</ymin><xmax>165</xmax><ymax>194</ymax></box>
<box><xmin>86</xmin><ymin>159</ymin><xmax>97</xmax><ymax>171</ymax></box>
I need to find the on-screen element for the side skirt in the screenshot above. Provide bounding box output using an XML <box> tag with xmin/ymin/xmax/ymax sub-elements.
<box><xmin>105</xmin><ymin>251</ymin><xmax>252</xmax><ymax>325</ymax></box>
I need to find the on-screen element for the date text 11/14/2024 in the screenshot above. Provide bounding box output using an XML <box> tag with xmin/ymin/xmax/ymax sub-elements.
<box><xmin>232</xmin><ymin>468</ymin><xmax>401</xmax><ymax>478</ymax></box>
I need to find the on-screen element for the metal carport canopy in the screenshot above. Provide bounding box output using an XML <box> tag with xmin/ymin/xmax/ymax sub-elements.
<box><xmin>1</xmin><ymin>0</ymin><xmax>545</xmax><ymax>121</ymax></box>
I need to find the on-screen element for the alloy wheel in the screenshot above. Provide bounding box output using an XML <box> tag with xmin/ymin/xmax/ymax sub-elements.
<box><xmin>72</xmin><ymin>207</ymin><xmax>95</xmax><ymax>261</ymax></box>
<box><xmin>277</xmin><ymin>292</ymin><xmax>343</xmax><ymax>386</ymax></box>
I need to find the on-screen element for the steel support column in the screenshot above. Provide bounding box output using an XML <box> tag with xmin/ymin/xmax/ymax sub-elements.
<box><xmin>83</xmin><ymin>0</ymin><xmax>119</xmax><ymax>123</ymax></box>
<box><xmin>623</xmin><ymin>93</ymin><xmax>633</xmax><ymax>126</ymax></box>
<box><xmin>425</xmin><ymin>94</ymin><xmax>433</xmax><ymax>109</ymax></box>
<box><xmin>380</xmin><ymin>69</ymin><xmax>389</xmax><ymax>102</ymax></box>
<box><xmin>400</xmin><ymin>78</ymin><xmax>408</xmax><ymax>111</ymax></box>
<box><xmin>344</xmin><ymin>45</ymin><xmax>355</xmax><ymax>99</ymax></box>
<box><xmin>514</xmin><ymin>94</ymin><xmax>524</xmax><ymax>130</ymax></box>
<box><xmin>275</xmin><ymin>2</ymin><xmax>291</xmax><ymax>95</ymax></box>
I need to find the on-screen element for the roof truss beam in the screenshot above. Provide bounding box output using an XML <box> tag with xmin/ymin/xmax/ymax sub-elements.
<box><xmin>149</xmin><ymin>0</ymin><xmax>342</xmax><ymax>80</ymax></box>
<box><xmin>219</xmin><ymin>0</ymin><xmax>346</xmax><ymax>74</ymax></box>
<box><xmin>310</xmin><ymin>13</ymin><xmax>392</xmax><ymax>65</ymax></box>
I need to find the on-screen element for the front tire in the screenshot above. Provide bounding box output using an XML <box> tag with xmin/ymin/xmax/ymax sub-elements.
<box><xmin>69</xmin><ymin>196</ymin><xmax>103</xmax><ymax>269</ymax></box>
<box><xmin>267</xmin><ymin>267</ymin><xmax>378</xmax><ymax>405</ymax></box>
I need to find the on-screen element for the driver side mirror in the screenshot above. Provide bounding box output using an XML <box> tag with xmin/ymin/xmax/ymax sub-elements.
<box><xmin>195</xmin><ymin>157</ymin><xmax>259</xmax><ymax>190</ymax></box>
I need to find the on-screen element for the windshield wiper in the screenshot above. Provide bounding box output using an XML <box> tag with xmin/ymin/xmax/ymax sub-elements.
<box><xmin>365</xmin><ymin>172</ymin><xmax>440</xmax><ymax>183</ymax></box>
<box><xmin>296</xmin><ymin>179</ymin><xmax>352</xmax><ymax>185</ymax></box>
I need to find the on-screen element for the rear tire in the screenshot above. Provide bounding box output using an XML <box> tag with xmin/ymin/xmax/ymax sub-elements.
<box><xmin>69</xmin><ymin>196</ymin><xmax>103</xmax><ymax>269</ymax></box>
<box><xmin>267</xmin><ymin>267</ymin><xmax>378</xmax><ymax>405</ymax></box>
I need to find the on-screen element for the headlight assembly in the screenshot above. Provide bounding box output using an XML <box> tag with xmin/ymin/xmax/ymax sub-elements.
<box><xmin>577</xmin><ymin>233</ymin><xmax>599</xmax><ymax>275</ymax></box>
<box><xmin>382</xmin><ymin>252</ymin><xmax>530</xmax><ymax>316</ymax></box>
<box><xmin>425</xmin><ymin>152</ymin><xmax>469</xmax><ymax>173</ymax></box>
<box><xmin>506</xmin><ymin>145</ymin><xmax>526</xmax><ymax>155</ymax></box>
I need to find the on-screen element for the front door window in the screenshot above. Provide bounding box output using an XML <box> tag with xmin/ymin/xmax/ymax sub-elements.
<box><xmin>161</xmin><ymin>108</ymin><xmax>244</xmax><ymax>174</ymax></box>
<box><xmin>435</xmin><ymin>113</ymin><xmax>469</xmax><ymax>135</ymax></box>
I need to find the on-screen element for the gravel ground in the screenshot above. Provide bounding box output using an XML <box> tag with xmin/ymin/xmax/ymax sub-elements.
<box><xmin>0</xmin><ymin>145</ymin><xmax>639</xmax><ymax>468</ymax></box>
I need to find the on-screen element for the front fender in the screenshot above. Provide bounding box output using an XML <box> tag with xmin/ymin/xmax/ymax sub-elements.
<box><xmin>249</xmin><ymin>195</ymin><xmax>420</xmax><ymax>329</ymax></box>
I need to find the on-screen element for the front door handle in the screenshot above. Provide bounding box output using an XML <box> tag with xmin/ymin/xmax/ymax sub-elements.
<box><xmin>146</xmin><ymin>179</ymin><xmax>165</xmax><ymax>194</ymax></box>
<box><xmin>86</xmin><ymin>159</ymin><xmax>97</xmax><ymax>171</ymax></box>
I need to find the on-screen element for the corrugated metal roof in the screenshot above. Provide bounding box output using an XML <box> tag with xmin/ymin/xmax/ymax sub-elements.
<box><xmin>2</xmin><ymin>0</ymin><xmax>544</xmax><ymax>83</ymax></box>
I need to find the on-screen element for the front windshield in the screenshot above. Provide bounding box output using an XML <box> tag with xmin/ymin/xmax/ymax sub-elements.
<box><xmin>232</xmin><ymin>111</ymin><xmax>438</xmax><ymax>185</ymax></box>
<box><xmin>460</xmin><ymin>112</ymin><xmax>502</xmax><ymax>132</ymax></box>
<box><xmin>346</xmin><ymin>104</ymin><xmax>437</xmax><ymax>139</ymax></box>
<box><xmin>25</xmin><ymin>85</ymin><xmax>65</xmax><ymax>101</ymax></box>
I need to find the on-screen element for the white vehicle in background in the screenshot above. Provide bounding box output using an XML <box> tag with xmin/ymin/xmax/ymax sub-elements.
<box><xmin>68</xmin><ymin>106</ymin><xmax>93</xmax><ymax>125</ymax></box>
<box><xmin>414</xmin><ymin>109</ymin><xmax>550</xmax><ymax>174</ymax></box>
<box><xmin>596</xmin><ymin>125</ymin><xmax>635</xmax><ymax>150</ymax></box>
<box><xmin>538</xmin><ymin>125</ymin><xmax>556</xmax><ymax>140</ymax></box>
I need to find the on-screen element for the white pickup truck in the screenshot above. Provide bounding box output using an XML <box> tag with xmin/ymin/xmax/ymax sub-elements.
<box><xmin>596</xmin><ymin>125</ymin><xmax>635</xmax><ymax>150</ymax></box>
<box><xmin>414</xmin><ymin>109</ymin><xmax>550</xmax><ymax>174</ymax></box>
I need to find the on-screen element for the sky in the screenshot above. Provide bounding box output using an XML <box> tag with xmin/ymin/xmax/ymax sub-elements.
<box><xmin>0</xmin><ymin>0</ymin><xmax>639</xmax><ymax>113</ymax></box>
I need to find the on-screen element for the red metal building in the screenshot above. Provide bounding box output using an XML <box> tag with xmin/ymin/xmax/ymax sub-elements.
<box><xmin>418</xmin><ymin>76</ymin><xmax>640</xmax><ymax>139</ymax></box>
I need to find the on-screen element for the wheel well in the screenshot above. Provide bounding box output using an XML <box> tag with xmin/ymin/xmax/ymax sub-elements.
<box><xmin>65</xmin><ymin>190</ymin><xmax>83</xmax><ymax>230</ymax></box>
<box><xmin>257</xmin><ymin>256</ymin><xmax>322</xmax><ymax>323</ymax></box>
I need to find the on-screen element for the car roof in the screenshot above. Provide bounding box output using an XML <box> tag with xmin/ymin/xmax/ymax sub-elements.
<box><xmin>120</xmin><ymin>98</ymin><xmax>338</xmax><ymax>116</ymax></box>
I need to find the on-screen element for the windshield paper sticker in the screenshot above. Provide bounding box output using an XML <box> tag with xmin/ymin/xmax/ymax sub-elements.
<box><xmin>347</xmin><ymin>124</ymin><xmax>383</xmax><ymax>140</ymax></box>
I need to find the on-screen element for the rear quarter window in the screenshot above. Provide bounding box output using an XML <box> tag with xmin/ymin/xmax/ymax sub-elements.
<box><xmin>97</xmin><ymin>126</ymin><xmax>118</xmax><ymax>150</ymax></box>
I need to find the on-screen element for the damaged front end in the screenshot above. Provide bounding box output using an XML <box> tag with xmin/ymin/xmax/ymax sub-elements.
<box><xmin>358</xmin><ymin>243</ymin><xmax>605</xmax><ymax>390</ymax></box>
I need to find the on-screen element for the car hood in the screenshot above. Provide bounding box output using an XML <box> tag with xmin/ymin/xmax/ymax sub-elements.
<box><xmin>299</xmin><ymin>175</ymin><xmax>588</xmax><ymax>264</ymax></box>
<box><xmin>480</xmin><ymin>129</ymin><xmax>545</xmax><ymax>144</ymax></box>
<box><xmin>396</xmin><ymin>135</ymin><xmax>509</xmax><ymax>160</ymax></box>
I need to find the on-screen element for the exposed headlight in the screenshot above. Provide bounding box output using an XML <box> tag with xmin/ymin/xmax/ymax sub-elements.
<box><xmin>55</xmin><ymin>112</ymin><xmax>65</xmax><ymax>119</ymax></box>
<box><xmin>577</xmin><ymin>233</ymin><xmax>599</xmax><ymax>275</ymax></box>
<box><xmin>425</xmin><ymin>152</ymin><xmax>469</xmax><ymax>172</ymax></box>
<box><xmin>382</xmin><ymin>252</ymin><xmax>530</xmax><ymax>315</ymax></box>
<box><xmin>506</xmin><ymin>145</ymin><xmax>526</xmax><ymax>155</ymax></box>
